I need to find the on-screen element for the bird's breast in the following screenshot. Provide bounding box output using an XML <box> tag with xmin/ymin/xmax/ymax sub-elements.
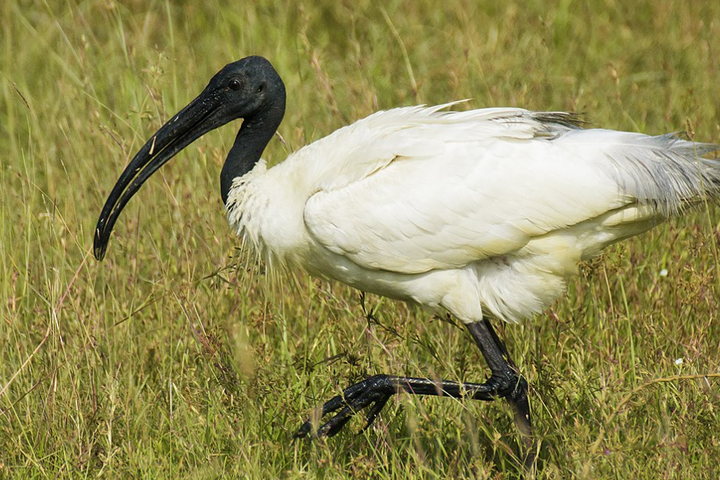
<box><xmin>225</xmin><ymin>160</ymin><xmax>318</xmax><ymax>270</ymax></box>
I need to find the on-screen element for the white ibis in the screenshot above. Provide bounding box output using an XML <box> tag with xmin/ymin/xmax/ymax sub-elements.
<box><xmin>94</xmin><ymin>56</ymin><xmax>720</xmax><ymax>449</ymax></box>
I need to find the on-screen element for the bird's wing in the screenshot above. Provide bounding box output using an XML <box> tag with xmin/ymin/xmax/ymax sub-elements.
<box><xmin>302</xmin><ymin>106</ymin><xmax>719</xmax><ymax>274</ymax></box>
<box><xmin>300</xmin><ymin>104</ymin><xmax>582</xmax><ymax>193</ymax></box>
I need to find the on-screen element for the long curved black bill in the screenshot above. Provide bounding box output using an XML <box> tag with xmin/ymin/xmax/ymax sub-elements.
<box><xmin>94</xmin><ymin>94</ymin><xmax>220</xmax><ymax>261</ymax></box>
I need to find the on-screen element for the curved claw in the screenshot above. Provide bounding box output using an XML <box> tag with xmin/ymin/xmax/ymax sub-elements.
<box><xmin>361</xmin><ymin>395</ymin><xmax>390</xmax><ymax>432</ymax></box>
<box><xmin>295</xmin><ymin>375</ymin><xmax>396</xmax><ymax>439</ymax></box>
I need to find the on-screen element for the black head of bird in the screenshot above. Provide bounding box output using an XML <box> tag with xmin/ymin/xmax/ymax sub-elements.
<box><xmin>93</xmin><ymin>55</ymin><xmax>286</xmax><ymax>261</ymax></box>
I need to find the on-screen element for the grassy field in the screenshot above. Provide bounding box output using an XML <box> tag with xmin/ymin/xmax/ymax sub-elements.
<box><xmin>2</xmin><ymin>0</ymin><xmax>719</xmax><ymax>478</ymax></box>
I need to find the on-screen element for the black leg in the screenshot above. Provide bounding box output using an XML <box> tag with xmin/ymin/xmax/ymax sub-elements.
<box><xmin>466</xmin><ymin>318</ymin><xmax>532</xmax><ymax>436</ymax></box>
<box><xmin>295</xmin><ymin>374</ymin><xmax>500</xmax><ymax>438</ymax></box>
<box><xmin>295</xmin><ymin>317</ymin><xmax>532</xmax><ymax>437</ymax></box>
<box><xmin>467</xmin><ymin>318</ymin><xmax>535</xmax><ymax>469</ymax></box>
<box><xmin>295</xmin><ymin>316</ymin><xmax>536</xmax><ymax>468</ymax></box>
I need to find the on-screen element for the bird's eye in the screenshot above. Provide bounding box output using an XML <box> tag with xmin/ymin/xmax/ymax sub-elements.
<box><xmin>256</xmin><ymin>83</ymin><xmax>265</xmax><ymax>93</ymax></box>
<box><xmin>228</xmin><ymin>79</ymin><xmax>241</xmax><ymax>91</ymax></box>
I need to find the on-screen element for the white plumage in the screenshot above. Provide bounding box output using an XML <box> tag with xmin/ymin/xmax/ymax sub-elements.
<box><xmin>226</xmin><ymin>104</ymin><xmax>719</xmax><ymax>323</ymax></box>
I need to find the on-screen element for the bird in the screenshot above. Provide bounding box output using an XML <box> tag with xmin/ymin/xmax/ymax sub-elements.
<box><xmin>94</xmin><ymin>56</ymin><xmax>720</xmax><ymax>456</ymax></box>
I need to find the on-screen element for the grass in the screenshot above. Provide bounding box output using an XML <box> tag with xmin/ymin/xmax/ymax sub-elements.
<box><xmin>1</xmin><ymin>0</ymin><xmax>719</xmax><ymax>477</ymax></box>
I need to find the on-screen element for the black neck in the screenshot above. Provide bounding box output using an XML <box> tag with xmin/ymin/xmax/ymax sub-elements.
<box><xmin>220</xmin><ymin>103</ymin><xmax>285</xmax><ymax>204</ymax></box>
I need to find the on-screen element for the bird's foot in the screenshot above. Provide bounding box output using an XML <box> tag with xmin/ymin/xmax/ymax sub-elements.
<box><xmin>294</xmin><ymin>374</ymin><xmax>397</xmax><ymax>438</ymax></box>
<box><xmin>481</xmin><ymin>370</ymin><xmax>532</xmax><ymax>433</ymax></box>
<box><xmin>485</xmin><ymin>372</ymin><xmax>536</xmax><ymax>470</ymax></box>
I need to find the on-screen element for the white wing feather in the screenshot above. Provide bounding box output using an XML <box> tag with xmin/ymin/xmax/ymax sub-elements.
<box><xmin>303</xmin><ymin>107</ymin><xmax>719</xmax><ymax>275</ymax></box>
